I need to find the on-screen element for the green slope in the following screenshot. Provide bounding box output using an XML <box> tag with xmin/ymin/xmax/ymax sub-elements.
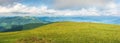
<box><xmin>0</xmin><ymin>22</ymin><xmax>120</xmax><ymax>43</ymax></box>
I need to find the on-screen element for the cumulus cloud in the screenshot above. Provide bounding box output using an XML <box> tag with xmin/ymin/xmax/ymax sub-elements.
<box><xmin>53</xmin><ymin>0</ymin><xmax>114</xmax><ymax>8</ymax></box>
<box><xmin>0</xmin><ymin>3</ymin><xmax>119</xmax><ymax>16</ymax></box>
<box><xmin>0</xmin><ymin>0</ymin><xmax>21</xmax><ymax>6</ymax></box>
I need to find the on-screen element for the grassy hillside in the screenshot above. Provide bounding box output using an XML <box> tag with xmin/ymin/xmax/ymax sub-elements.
<box><xmin>1</xmin><ymin>23</ymin><xmax>47</xmax><ymax>32</ymax></box>
<box><xmin>0</xmin><ymin>22</ymin><xmax>120</xmax><ymax>43</ymax></box>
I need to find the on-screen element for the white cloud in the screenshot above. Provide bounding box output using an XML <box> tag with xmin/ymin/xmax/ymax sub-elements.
<box><xmin>48</xmin><ymin>8</ymin><xmax>100</xmax><ymax>16</ymax></box>
<box><xmin>0</xmin><ymin>0</ymin><xmax>21</xmax><ymax>6</ymax></box>
<box><xmin>0</xmin><ymin>3</ymin><xmax>48</xmax><ymax>14</ymax></box>
<box><xmin>103</xmin><ymin>2</ymin><xmax>119</xmax><ymax>16</ymax></box>
<box><xmin>0</xmin><ymin>3</ymin><xmax>119</xmax><ymax>17</ymax></box>
<box><xmin>105</xmin><ymin>2</ymin><xmax>117</xmax><ymax>9</ymax></box>
<box><xmin>53</xmin><ymin>0</ymin><xmax>114</xmax><ymax>8</ymax></box>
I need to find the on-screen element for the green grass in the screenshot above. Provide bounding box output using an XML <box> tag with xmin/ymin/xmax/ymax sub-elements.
<box><xmin>0</xmin><ymin>22</ymin><xmax>120</xmax><ymax>43</ymax></box>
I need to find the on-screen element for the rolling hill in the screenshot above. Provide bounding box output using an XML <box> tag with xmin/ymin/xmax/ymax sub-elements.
<box><xmin>1</xmin><ymin>23</ymin><xmax>47</xmax><ymax>32</ymax></box>
<box><xmin>0</xmin><ymin>22</ymin><xmax>120</xmax><ymax>43</ymax></box>
<box><xmin>1</xmin><ymin>16</ymin><xmax>120</xmax><ymax>32</ymax></box>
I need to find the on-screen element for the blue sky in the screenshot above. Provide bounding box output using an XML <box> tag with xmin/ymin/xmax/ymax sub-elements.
<box><xmin>20</xmin><ymin>0</ymin><xmax>52</xmax><ymax>6</ymax></box>
<box><xmin>0</xmin><ymin>0</ymin><xmax>119</xmax><ymax>16</ymax></box>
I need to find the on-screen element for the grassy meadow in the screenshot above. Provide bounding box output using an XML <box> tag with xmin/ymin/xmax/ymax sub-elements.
<box><xmin>0</xmin><ymin>22</ymin><xmax>120</xmax><ymax>43</ymax></box>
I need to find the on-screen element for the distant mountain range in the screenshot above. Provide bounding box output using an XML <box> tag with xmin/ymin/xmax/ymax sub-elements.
<box><xmin>39</xmin><ymin>16</ymin><xmax>120</xmax><ymax>24</ymax></box>
<box><xmin>0</xmin><ymin>16</ymin><xmax>120</xmax><ymax>32</ymax></box>
<box><xmin>0</xmin><ymin>16</ymin><xmax>47</xmax><ymax>32</ymax></box>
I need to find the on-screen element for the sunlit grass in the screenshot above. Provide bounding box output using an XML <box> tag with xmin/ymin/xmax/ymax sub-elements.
<box><xmin>0</xmin><ymin>22</ymin><xmax>120</xmax><ymax>43</ymax></box>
